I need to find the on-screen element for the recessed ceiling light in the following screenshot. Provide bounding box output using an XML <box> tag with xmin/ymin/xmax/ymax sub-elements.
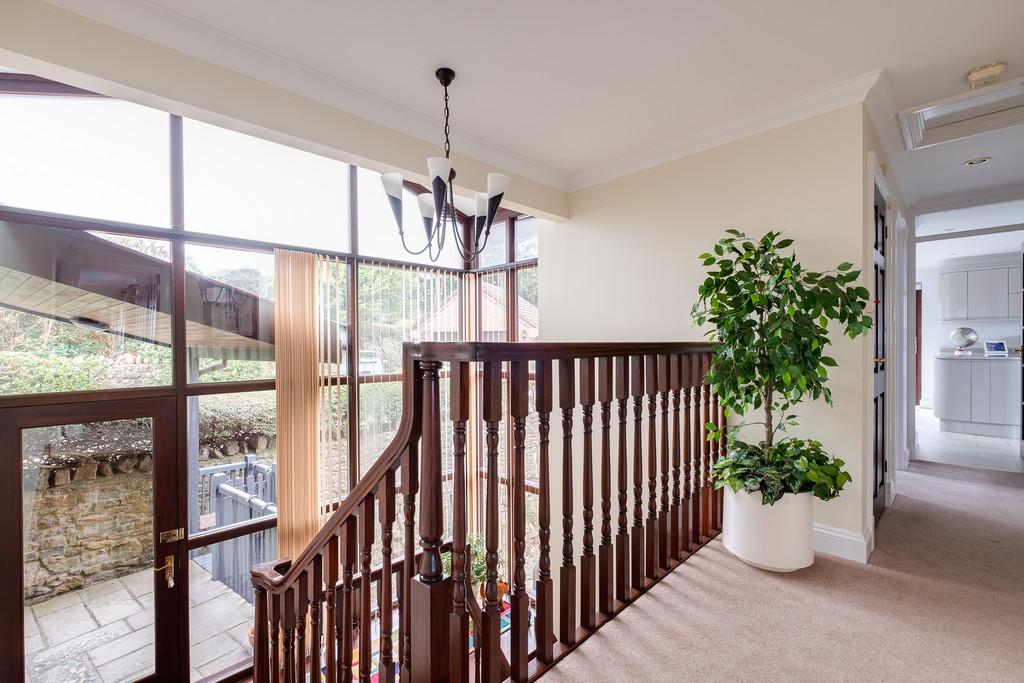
<box><xmin>964</xmin><ymin>156</ymin><xmax>991</xmax><ymax>166</ymax></box>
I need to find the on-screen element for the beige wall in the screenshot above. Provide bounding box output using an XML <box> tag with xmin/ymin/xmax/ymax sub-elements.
<box><xmin>0</xmin><ymin>0</ymin><xmax>568</xmax><ymax>220</ymax></box>
<box><xmin>540</xmin><ymin>104</ymin><xmax>874</xmax><ymax>539</ymax></box>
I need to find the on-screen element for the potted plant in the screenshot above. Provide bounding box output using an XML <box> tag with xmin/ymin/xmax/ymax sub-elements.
<box><xmin>691</xmin><ymin>230</ymin><xmax>871</xmax><ymax>571</ymax></box>
<box><xmin>443</xmin><ymin>532</ymin><xmax>507</xmax><ymax>603</ymax></box>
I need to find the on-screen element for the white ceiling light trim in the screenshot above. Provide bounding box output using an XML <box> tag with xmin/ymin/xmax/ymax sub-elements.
<box><xmin>568</xmin><ymin>70</ymin><xmax>883</xmax><ymax>191</ymax></box>
<box><xmin>44</xmin><ymin>0</ymin><xmax>571</xmax><ymax>191</ymax></box>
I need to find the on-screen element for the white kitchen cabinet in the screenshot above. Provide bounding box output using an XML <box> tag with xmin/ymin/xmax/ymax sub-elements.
<box><xmin>967</xmin><ymin>268</ymin><xmax>1009</xmax><ymax>319</ymax></box>
<box><xmin>934</xmin><ymin>356</ymin><xmax>1021</xmax><ymax>436</ymax></box>
<box><xmin>970</xmin><ymin>360</ymin><xmax>990</xmax><ymax>422</ymax></box>
<box><xmin>1009</xmin><ymin>266</ymin><xmax>1022</xmax><ymax>318</ymax></box>
<box><xmin>934</xmin><ymin>358</ymin><xmax>972</xmax><ymax>421</ymax></box>
<box><xmin>938</xmin><ymin>271</ymin><xmax>968</xmax><ymax>320</ymax></box>
<box><xmin>989</xmin><ymin>361</ymin><xmax>1022</xmax><ymax>425</ymax></box>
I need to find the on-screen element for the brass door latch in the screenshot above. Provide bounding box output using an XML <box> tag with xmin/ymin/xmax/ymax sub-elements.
<box><xmin>155</xmin><ymin>555</ymin><xmax>175</xmax><ymax>588</ymax></box>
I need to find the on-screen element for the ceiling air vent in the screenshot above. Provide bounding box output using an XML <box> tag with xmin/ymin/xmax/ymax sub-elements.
<box><xmin>897</xmin><ymin>72</ymin><xmax>1024</xmax><ymax>151</ymax></box>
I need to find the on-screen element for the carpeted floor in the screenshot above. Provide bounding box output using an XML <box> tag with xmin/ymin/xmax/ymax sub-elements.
<box><xmin>543</xmin><ymin>461</ymin><xmax>1024</xmax><ymax>682</ymax></box>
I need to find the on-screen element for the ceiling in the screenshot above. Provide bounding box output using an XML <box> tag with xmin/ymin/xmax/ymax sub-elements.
<box><xmin>916</xmin><ymin>229</ymin><xmax>1024</xmax><ymax>268</ymax></box>
<box><xmin>916</xmin><ymin>199</ymin><xmax>1024</xmax><ymax>236</ymax></box>
<box><xmin>44</xmin><ymin>0</ymin><xmax>1024</xmax><ymax>203</ymax></box>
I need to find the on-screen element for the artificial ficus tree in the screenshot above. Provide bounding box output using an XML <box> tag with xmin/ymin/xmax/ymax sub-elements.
<box><xmin>691</xmin><ymin>230</ymin><xmax>872</xmax><ymax>504</ymax></box>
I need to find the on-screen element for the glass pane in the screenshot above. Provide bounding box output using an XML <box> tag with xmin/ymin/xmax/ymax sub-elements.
<box><xmin>515</xmin><ymin>217</ymin><xmax>539</xmax><ymax>261</ymax></box>
<box><xmin>479</xmin><ymin>271</ymin><xmax>507</xmax><ymax>342</ymax></box>
<box><xmin>188</xmin><ymin>532</ymin><xmax>274</xmax><ymax>679</ymax></box>
<box><xmin>357</xmin><ymin>264</ymin><xmax>462</xmax><ymax>376</ymax></box>
<box><xmin>0</xmin><ymin>221</ymin><xmax>173</xmax><ymax>395</ymax></box>
<box><xmin>358</xmin><ymin>380</ymin><xmax>404</xmax><ymax>472</ymax></box>
<box><xmin>477</xmin><ymin>221</ymin><xmax>508</xmax><ymax>268</ymax></box>
<box><xmin>0</xmin><ymin>94</ymin><xmax>170</xmax><ymax>226</ymax></box>
<box><xmin>317</xmin><ymin>258</ymin><xmax>348</xmax><ymax>379</ymax></box>
<box><xmin>183</xmin><ymin>119</ymin><xmax>350</xmax><ymax>250</ymax></box>
<box><xmin>24</xmin><ymin>418</ymin><xmax>156</xmax><ymax>682</ymax></box>
<box><xmin>356</xmin><ymin>167</ymin><xmax>464</xmax><ymax>268</ymax></box>
<box><xmin>188</xmin><ymin>391</ymin><xmax>277</xmax><ymax>534</ymax></box>
<box><xmin>516</xmin><ymin>267</ymin><xmax>539</xmax><ymax>342</ymax></box>
<box><xmin>319</xmin><ymin>383</ymin><xmax>351</xmax><ymax>508</ymax></box>
<box><xmin>185</xmin><ymin>244</ymin><xmax>275</xmax><ymax>383</ymax></box>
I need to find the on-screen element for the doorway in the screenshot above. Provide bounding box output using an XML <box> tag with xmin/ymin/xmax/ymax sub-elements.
<box><xmin>0</xmin><ymin>397</ymin><xmax>187</xmax><ymax>682</ymax></box>
<box><xmin>872</xmin><ymin>186</ymin><xmax>888</xmax><ymax>523</ymax></box>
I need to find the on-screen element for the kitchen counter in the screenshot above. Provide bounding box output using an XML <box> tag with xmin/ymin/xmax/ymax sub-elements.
<box><xmin>934</xmin><ymin>355</ymin><xmax>1021</xmax><ymax>437</ymax></box>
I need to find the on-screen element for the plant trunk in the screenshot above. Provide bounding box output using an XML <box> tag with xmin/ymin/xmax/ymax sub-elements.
<box><xmin>764</xmin><ymin>381</ymin><xmax>774</xmax><ymax>447</ymax></box>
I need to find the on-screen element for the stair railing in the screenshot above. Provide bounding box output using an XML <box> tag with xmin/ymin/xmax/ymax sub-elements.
<box><xmin>252</xmin><ymin>341</ymin><xmax>722</xmax><ymax>683</ymax></box>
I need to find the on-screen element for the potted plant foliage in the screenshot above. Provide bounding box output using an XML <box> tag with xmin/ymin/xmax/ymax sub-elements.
<box><xmin>443</xmin><ymin>532</ymin><xmax>507</xmax><ymax>602</ymax></box>
<box><xmin>691</xmin><ymin>230</ymin><xmax>871</xmax><ymax>571</ymax></box>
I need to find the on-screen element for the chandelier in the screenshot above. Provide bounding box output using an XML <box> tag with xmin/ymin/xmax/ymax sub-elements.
<box><xmin>380</xmin><ymin>67</ymin><xmax>509</xmax><ymax>263</ymax></box>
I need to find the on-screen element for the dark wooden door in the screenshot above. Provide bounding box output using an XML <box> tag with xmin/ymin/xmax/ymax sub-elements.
<box><xmin>0</xmin><ymin>397</ymin><xmax>184</xmax><ymax>682</ymax></box>
<box><xmin>873</xmin><ymin>187</ymin><xmax>887</xmax><ymax>524</ymax></box>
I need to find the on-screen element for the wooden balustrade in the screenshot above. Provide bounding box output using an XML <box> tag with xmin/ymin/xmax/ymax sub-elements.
<box><xmin>251</xmin><ymin>341</ymin><xmax>720</xmax><ymax>683</ymax></box>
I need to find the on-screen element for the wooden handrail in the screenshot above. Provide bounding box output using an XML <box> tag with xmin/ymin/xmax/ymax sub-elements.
<box><xmin>251</xmin><ymin>341</ymin><xmax>721</xmax><ymax>683</ymax></box>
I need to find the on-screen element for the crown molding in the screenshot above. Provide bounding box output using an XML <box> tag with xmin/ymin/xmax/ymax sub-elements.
<box><xmin>43</xmin><ymin>0</ymin><xmax>572</xmax><ymax>191</ymax></box>
<box><xmin>568</xmin><ymin>70</ymin><xmax>884</xmax><ymax>192</ymax></box>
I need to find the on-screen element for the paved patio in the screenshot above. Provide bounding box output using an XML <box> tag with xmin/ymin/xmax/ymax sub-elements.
<box><xmin>25</xmin><ymin>559</ymin><xmax>253</xmax><ymax>683</ymax></box>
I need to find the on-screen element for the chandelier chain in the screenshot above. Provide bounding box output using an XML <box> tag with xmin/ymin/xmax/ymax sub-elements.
<box><xmin>443</xmin><ymin>86</ymin><xmax>451</xmax><ymax>160</ymax></box>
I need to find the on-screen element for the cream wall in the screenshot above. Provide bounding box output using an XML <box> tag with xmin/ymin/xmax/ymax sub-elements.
<box><xmin>540</xmin><ymin>104</ymin><xmax>875</xmax><ymax>546</ymax></box>
<box><xmin>0</xmin><ymin>0</ymin><xmax>568</xmax><ymax>220</ymax></box>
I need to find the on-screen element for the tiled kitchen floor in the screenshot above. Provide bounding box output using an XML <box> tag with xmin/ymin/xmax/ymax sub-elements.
<box><xmin>25</xmin><ymin>560</ymin><xmax>253</xmax><ymax>683</ymax></box>
<box><xmin>915</xmin><ymin>407</ymin><xmax>1023</xmax><ymax>473</ymax></box>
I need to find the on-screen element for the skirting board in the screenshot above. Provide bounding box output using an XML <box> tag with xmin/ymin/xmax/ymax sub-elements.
<box><xmin>813</xmin><ymin>523</ymin><xmax>872</xmax><ymax>564</ymax></box>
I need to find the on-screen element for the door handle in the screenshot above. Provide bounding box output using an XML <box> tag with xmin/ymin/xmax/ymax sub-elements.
<box><xmin>155</xmin><ymin>554</ymin><xmax>175</xmax><ymax>588</ymax></box>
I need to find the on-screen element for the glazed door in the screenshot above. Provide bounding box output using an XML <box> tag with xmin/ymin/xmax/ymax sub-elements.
<box><xmin>872</xmin><ymin>187</ymin><xmax>887</xmax><ymax>524</ymax></box>
<box><xmin>0</xmin><ymin>397</ymin><xmax>185</xmax><ymax>682</ymax></box>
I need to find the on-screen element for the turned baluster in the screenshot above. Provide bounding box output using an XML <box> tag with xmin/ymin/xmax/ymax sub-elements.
<box><xmin>296</xmin><ymin>571</ymin><xmax>308</xmax><ymax>683</ymax></box>
<box><xmin>709</xmin><ymin>387</ymin><xmax>721</xmax><ymax>533</ymax></box>
<box><xmin>358</xmin><ymin>496</ymin><xmax>375</xmax><ymax>683</ymax></box>
<box><xmin>254</xmin><ymin>586</ymin><xmax>269</xmax><ymax>683</ymax></box>
<box><xmin>325</xmin><ymin>535</ymin><xmax>339</xmax><ymax>683</ymax></box>
<box><xmin>614</xmin><ymin>356</ymin><xmax>631</xmax><ymax>602</ymax></box>
<box><xmin>645</xmin><ymin>354</ymin><xmax>659</xmax><ymax>579</ymax></box>
<box><xmin>630</xmin><ymin>355</ymin><xmax>645</xmax><ymax>591</ymax></box>
<box><xmin>379</xmin><ymin>471</ymin><xmax>396</xmax><ymax>683</ymax></box>
<box><xmin>400</xmin><ymin>441</ymin><xmax>419</xmax><ymax>676</ymax></box>
<box><xmin>283</xmin><ymin>586</ymin><xmax>296</xmax><ymax>683</ymax></box>
<box><xmin>690</xmin><ymin>354</ymin><xmax>703</xmax><ymax>548</ymax></box>
<box><xmin>534</xmin><ymin>359</ymin><xmax>554</xmax><ymax>664</ymax></box>
<box><xmin>718</xmin><ymin>395</ymin><xmax>728</xmax><ymax>530</ymax></box>
<box><xmin>310</xmin><ymin>555</ymin><xmax>323</xmax><ymax>683</ymax></box>
<box><xmin>449</xmin><ymin>361</ymin><xmax>470</xmax><ymax>683</ymax></box>
<box><xmin>657</xmin><ymin>354</ymin><xmax>671</xmax><ymax>570</ymax></box>
<box><xmin>669</xmin><ymin>354</ymin><xmax>683</xmax><ymax>561</ymax></box>
<box><xmin>270</xmin><ymin>593</ymin><xmax>281</xmax><ymax>683</ymax></box>
<box><xmin>579</xmin><ymin>357</ymin><xmax>596</xmax><ymax>630</ymax></box>
<box><xmin>558</xmin><ymin>357</ymin><xmax>578</xmax><ymax>644</ymax></box>
<box><xmin>481</xmin><ymin>360</ymin><xmax>503</xmax><ymax>680</ymax></box>
<box><xmin>700</xmin><ymin>353</ymin><xmax>713</xmax><ymax>540</ymax></box>
<box><xmin>597</xmin><ymin>356</ymin><xmax>614</xmax><ymax>615</ymax></box>
<box><xmin>680</xmin><ymin>358</ymin><xmax>693</xmax><ymax>555</ymax></box>
<box><xmin>340</xmin><ymin>520</ymin><xmax>356</xmax><ymax>683</ymax></box>
<box><xmin>510</xmin><ymin>360</ymin><xmax>530</xmax><ymax>681</ymax></box>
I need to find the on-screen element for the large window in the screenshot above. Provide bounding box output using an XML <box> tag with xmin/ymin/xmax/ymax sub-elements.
<box><xmin>1</xmin><ymin>71</ymin><xmax>540</xmax><ymax>682</ymax></box>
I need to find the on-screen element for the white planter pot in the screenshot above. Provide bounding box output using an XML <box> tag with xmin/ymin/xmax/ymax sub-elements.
<box><xmin>722</xmin><ymin>488</ymin><xmax>814</xmax><ymax>572</ymax></box>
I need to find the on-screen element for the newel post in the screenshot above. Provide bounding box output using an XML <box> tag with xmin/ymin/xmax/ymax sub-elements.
<box><xmin>410</xmin><ymin>359</ymin><xmax>451</xmax><ymax>682</ymax></box>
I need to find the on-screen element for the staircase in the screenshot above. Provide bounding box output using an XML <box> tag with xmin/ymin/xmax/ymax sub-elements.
<box><xmin>251</xmin><ymin>341</ymin><xmax>721</xmax><ymax>683</ymax></box>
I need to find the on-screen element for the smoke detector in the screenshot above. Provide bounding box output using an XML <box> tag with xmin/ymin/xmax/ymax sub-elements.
<box><xmin>967</xmin><ymin>62</ymin><xmax>1006</xmax><ymax>90</ymax></box>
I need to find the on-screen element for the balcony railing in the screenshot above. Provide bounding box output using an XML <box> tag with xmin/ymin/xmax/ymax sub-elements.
<box><xmin>251</xmin><ymin>341</ymin><xmax>722</xmax><ymax>683</ymax></box>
